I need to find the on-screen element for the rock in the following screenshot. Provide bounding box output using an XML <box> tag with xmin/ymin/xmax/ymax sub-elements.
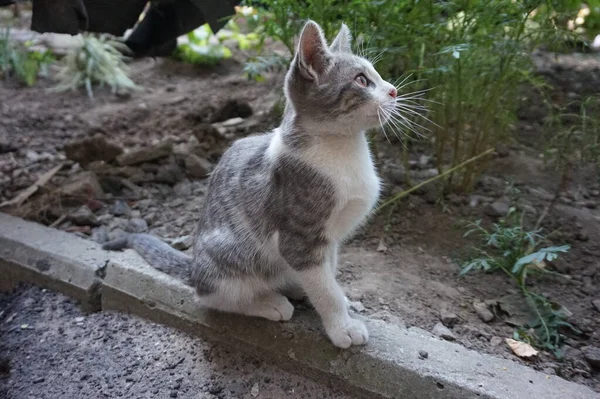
<box><xmin>109</xmin><ymin>228</ymin><xmax>126</xmax><ymax>241</ymax></box>
<box><xmin>583</xmin><ymin>347</ymin><xmax>600</xmax><ymax>369</ymax></box>
<box><xmin>91</xmin><ymin>226</ymin><xmax>109</xmax><ymax>244</ymax></box>
<box><xmin>116</xmin><ymin>139</ymin><xmax>173</xmax><ymax>166</ymax></box>
<box><xmin>110</xmin><ymin>200</ymin><xmax>132</xmax><ymax>217</ymax></box>
<box><xmin>184</xmin><ymin>154</ymin><xmax>212</xmax><ymax>178</ymax></box>
<box><xmin>219</xmin><ymin>117</ymin><xmax>244</xmax><ymax>127</ymax></box>
<box><xmin>440</xmin><ymin>310</ymin><xmax>459</xmax><ymax>328</ymax></box>
<box><xmin>171</xmin><ymin>235</ymin><xmax>192</xmax><ymax>251</ymax></box>
<box><xmin>192</xmin><ymin>123</ymin><xmax>221</xmax><ymax>143</ymax></box>
<box><xmin>126</xmin><ymin>218</ymin><xmax>148</xmax><ymax>233</ymax></box>
<box><xmin>211</xmin><ymin>100</ymin><xmax>253</xmax><ymax>123</ymax></box>
<box><xmin>490</xmin><ymin>336</ymin><xmax>503</xmax><ymax>347</ymax></box>
<box><xmin>155</xmin><ymin>163</ymin><xmax>184</xmax><ymax>185</ymax></box>
<box><xmin>469</xmin><ymin>194</ymin><xmax>493</xmax><ymax>208</ymax></box>
<box><xmin>60</xmin><ymin>172</ymin><xmax>104</xmax><ymax>199</ymax></box>
<box><xmin>432</xmin><ymin>322</ymin><xmax>456</xmax><ymax>341</ymax></box>
<box><xmin>25</xmin><ymin>150</ymin><xmax>40</xmax><ymax>163</ymax></box>
<box><xmin>174</xmin><ymin>180</ymin><xmax>192</xmax><ymax>197</ymax></box>
<box><xmin>418</xmin><ymin>350</ymin><xmax>428</xmax><ymax>360</ymax></box>
<box><xmin>473</xmin><ymin>301</ymin><xmax>494</xmax><ymax>323</ymax></box>
<box><xmin>485</xmin><ymin>200</ymin><xmax>510</xmax><ymax>217</ymax></box>
<box><xmin>69</xmin><ymin>206</ymin><xmax>99</xmax><ymax>226</ymax></box>
<box><xmin>64</xmin><ymin>134</ymin><xmax>123</xmax><ymax>166</ymax></box>
<box><xmin>0</xmin><ymin>140</ymin><xmax>17</xmax><ymax>154</ymax></box>
<box><xmin>592</xmin><ymin>299</ymin><xmax>600</xmax><ymax>312</ymax></box>
<box><xmin>169</xmin><ymin>391</ymin><xmax>178</xmax><ymax>398</ymax></box>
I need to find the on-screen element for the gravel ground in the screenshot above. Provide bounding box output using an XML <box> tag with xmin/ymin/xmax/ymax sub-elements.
<box><xmin>0</xmin><ymin>285</ymin><xmax>354</xmax><ymax>399</ymax></box>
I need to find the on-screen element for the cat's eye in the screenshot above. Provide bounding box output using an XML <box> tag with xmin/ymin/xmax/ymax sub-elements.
<box><xmin>355</xmin><ymin>74</ymin><xmax>368</xmax><ymax>87</ymax></box>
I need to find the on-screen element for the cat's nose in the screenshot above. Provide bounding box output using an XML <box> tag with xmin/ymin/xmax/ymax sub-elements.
<box><xmin>388</xmin><ymin>88</ymin><xmax>397</xmax><ymax>98</ymax></box>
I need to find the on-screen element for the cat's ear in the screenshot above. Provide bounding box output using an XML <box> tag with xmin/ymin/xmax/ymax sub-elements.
<box><xmin>295</xmin><ymin>20</ymin><xmax>331</xmax><ymax>80</ymax></box>
<box><xmin>330</xmin><ymin>23</ymin><xmax>352</xmax><ymax>53</ymax></box>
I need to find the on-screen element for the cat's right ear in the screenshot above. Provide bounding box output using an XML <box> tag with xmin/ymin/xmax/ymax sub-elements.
<box><xmin>295</xmin><ymin>20</ymin><xmax>331</xmax><ymax>81</ymax></box>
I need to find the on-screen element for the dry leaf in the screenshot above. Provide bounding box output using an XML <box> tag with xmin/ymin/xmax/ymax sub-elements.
<box><xmin>506</xmin><ymin>338</ymin><xmax>538</xmax><ymax>358</ymax></box>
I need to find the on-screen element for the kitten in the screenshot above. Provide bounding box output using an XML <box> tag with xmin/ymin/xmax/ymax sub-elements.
<box><xmin>103</xmin><ymin>20</ymin><xmax>398</xmax><ymax>348</ymax></box>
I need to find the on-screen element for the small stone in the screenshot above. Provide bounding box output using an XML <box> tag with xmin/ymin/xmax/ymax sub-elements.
<box><xmin>155</xmin><ymin>163</ymin><xmax>184</xmax><ymax>185</ymax></box>
<box><xmin>117</xmin><ymin>139</ymin><xmax>173</xmax><ymax>166</ymax></box>
<box><xmin>174</xmin><ymin>180</ymin><xmax>192</xmax><ymax>197</ymax></box>
<box><xmin>61</xmin><ymin>172</ymin><xmax>104</xmax><ymax>199</ymax></box>
<box><xmin>582</xmin><ymin>346</ymin><xmax>600</xmax><ymax>369</ymax></box>
<box><xmin>473</xmin><ymin>301</ymin><xmax>494</xmax><ymax>323</ymax></box>
<box><xmin>75</xmin><ymin>317</ymin><xmax>85</xmax><ymax>323</ymax></box>
<box><xmin>485</xmin><ymin>200</ymin><xmax>510</xmax><ymax>217</ymax></box>
<box><xmin>64</xmin><ymin>134</ymin><xmax>123</xmax><ymax>166</ymax></box>
<box><xmin>33</xmin><ymin>377</ymin><xmax>45</xmax><ymax>384</ymax></box>
<box><xmin>25</xmin><ymin>150</ymin><xmax>40</xmax><ymax>163</ymax></box>
<box><xmin>592</xmin><ymin>299</ymin><xmax>600</xmax><ymax>312</ymax></box>
<box><xmin>91</xmin><ymin>226</ymin><xmax>109</xmax><ymax>244</ymax></box>
<box><xmin>171</xmin><ymin>235</ymin><xmax>192</xmax><ymax>251</ymax></box>
<box><xmin>126</xmin><ymin>218</ymin><xmax>148</xmax><ymax>233</ymax></box>
<box><xmin>418</xmin><ymin>350</ymin><xmax>429</xmax><ymax>360</ymax></box>
<box><xmin>490</xmin><ymin>336</ymin><xmax>503</xmax><ymax>347</ymax></box>
<box><xmin>69</xmin><ymin>206</ymin><xmax>99</xmax><ymax>226</ymax></box>
<box><xmin>432</xmin><ymin>322</ymin><xmax>456</xmax><ymax>341</ymax></box>
<box><xmin>169</xmin><ymin>390</ymin><xmax>178</xmax><ymax>398</ymax></box>
<box><xmin>219</xmin><ymin>117</ymin><xmax>244</xmax><ymax>127</ymax></box>
<box><xmin>440</xmin><ymin>310</ymin><xmax>459</xmax><ymax>328</ymax></box>
<box><xmin>110</xmin><ymin>200</ymin><xmax>132</xmax><ymax>217</ymax></box>
<box><xmin>184</xmin><ymin>154</ymin><xmax>212</xmax><ymax>178</ymax></box>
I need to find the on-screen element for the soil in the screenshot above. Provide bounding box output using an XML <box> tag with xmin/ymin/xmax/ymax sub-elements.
<box><xmin>0</xmin><ymin>285</ymin><xmax>354</xmax><ymax>399</ymax></box>
<box><xmin>1</xmin><ymin>21</ymin><xmax>599</xmax><ymax>395</ymax></box>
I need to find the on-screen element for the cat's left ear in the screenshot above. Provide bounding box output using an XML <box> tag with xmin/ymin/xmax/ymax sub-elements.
<box><xmin>330</xmin><ymin>23</ymin><xmax>352</xmax><ymax>53</ymax></box>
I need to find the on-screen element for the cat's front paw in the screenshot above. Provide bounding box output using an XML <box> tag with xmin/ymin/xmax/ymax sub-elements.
<box><xmin>326</xmin><ymin>318</ymin><xmax>369</xmax><ymax>348</ymax></box>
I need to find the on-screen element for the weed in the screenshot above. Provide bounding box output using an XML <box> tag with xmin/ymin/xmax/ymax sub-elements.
<box><xmin>52</xmin><ymin>34</ymin><xmax>138</xmax><ymax>99</ymax></box>
<box><xmin>0</xmin><ymin>29</ymin><xmax>54</xmax><ymax>87</ymax></box>
<box><xmin>461</xmin><ymin>208</ymin><xmax>578</xmax><ymax>357</ymax></box>
<box><xmin>242</xmin><ymin>0</ymin><xmax>594</xmax><ymax>194</ymax></box>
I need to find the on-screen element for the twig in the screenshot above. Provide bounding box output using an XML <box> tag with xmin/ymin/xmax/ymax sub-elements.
<box><xmin>49</xmin><ymin>214</ymin><xmax>67</xmax><ymax>228</ymax></box>
<box><xmin>376</xmin><ymin>148</ymin><xmax>495</xmax><ymax>212</ymax></box>
<box><xmin>0</xmin><ymin>163</ymin><xmax>64</xmax><ymax>208</ymax></box>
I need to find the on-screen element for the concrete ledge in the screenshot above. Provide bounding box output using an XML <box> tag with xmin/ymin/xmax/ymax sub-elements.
<box><xmin>0</xmin><ymin>213</ymin><xmax>107</xmax><ymax>311</ymax></box>
<box><xmin>1</xmin><ymin>212</ymin><xmax>598</xmax><ymax>399</ymax></box>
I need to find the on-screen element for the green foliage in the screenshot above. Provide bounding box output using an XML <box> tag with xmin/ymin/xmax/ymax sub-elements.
<box><xmin>462</xmin><ymin>208</ymin><xmax>578</xmax><ymax>356</ymax></box>
<box><xmin>174</xmin><ymin>17</ymin><xmax>262</xmax><ymax>66</ymax></box>
<box><xmin>242</xmin><ymin>0</ymin><xmax>592</xmax><ymax>192</ymax></box>
<box><xmin>544</xmin><ymin>97</ymin><xmax>600</xmax><ymax>173</ymax></box>
<box><xmin>52</xmin><ymin>34</ymin><xmax>138</xmax><ymax>99</ymax></box>
<box><xmin>0</xmin><ymin>29</ymin><xmax>54</xmax><ymax>87</ymax></box>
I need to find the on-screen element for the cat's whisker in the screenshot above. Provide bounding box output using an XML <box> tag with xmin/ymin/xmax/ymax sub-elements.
<box><xmin>376</xmin><ymin>108</ymin><xmax>392</xmax><ymax>144</ymax></box>
<box><xmin>393</xmin><ymin>105</ymin><xmax>440</xmax><ymax>128</ymax></box>
<box><xmin>387</xmin><ymin>112</ymin><xmax>429</xmax><ymax>138</ymax></box>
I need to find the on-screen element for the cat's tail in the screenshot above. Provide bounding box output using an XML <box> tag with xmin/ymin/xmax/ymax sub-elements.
<box><xmin>102</xmin><ymin>234</ymin><xmax>192</xmax><ymax>281</ymax></box>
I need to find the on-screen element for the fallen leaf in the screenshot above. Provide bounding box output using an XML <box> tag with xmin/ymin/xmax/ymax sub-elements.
<box><xmin>251</xmin><ymin>382</ymin><xmax>259</xmax><ymax>397</ymax></box>
<box><xmin>506</xmin><ymin>338</ymin><xmax>538</xmax><ymax>358</ymax></box>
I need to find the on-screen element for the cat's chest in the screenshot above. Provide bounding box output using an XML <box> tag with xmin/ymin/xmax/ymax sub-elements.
<box><xmin>301</xmin><ymin>138</ymin><xmax>380</xmax><ymax>239</ymax></box>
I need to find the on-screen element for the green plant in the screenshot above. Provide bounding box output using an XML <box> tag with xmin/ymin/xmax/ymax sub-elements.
<box><xmin>461</xmin><ymin>208</ymin><xmax>578</xmax><ymax>356</ymax></box>
<box><xmin>0</xmin><ymin>29</ymin><xmax>54</xmax><ymax>86</ymax></box>
<box><xmin>175</xmin><ymin>13</ymin><xmax>263</xmax><ymax>66</ymax></box>
<box><xmin>242</xmin><ymin>0</ymin><xmax>591</xmax><ymax>194</ymax></box>
<box><xmin>52</xmin><ymin>34</ymin><xmax>138</xmax><ymax>99</ymax></box>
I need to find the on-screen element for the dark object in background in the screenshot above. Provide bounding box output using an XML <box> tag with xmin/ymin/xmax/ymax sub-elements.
<box><xmin>0</xmin><ymin>0</ymin><xmax>240</xmax><ymax>57</ymax></box>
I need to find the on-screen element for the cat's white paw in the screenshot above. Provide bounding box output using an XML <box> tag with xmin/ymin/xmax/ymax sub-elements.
<box><xmin>326</xmin><ymin>318</ymin><xmax>369</xmax><ymax>348</ymax></box>
<box><xmin>249</xmin><ymin>294</ymin><xmax>294</xmax><ymax>322</ymax></box>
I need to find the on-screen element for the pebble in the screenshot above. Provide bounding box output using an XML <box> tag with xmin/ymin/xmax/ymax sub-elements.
<box><xmin>432</xmin><ymin>322</ymin><xmax>456</xmax><ymax>341</ymax></box>
<box><xmin>69</xmin><ymin>206</ymin><xmax>99</xmax><ymax>226</ymax></box>
<box><xmin>440</xmin><ymin>309</ymin><xmax>459</xmax><ymax>328</ymax></box>
<box><xmin>126</xmin><ymin>218</ymin><xmax>148</xmax><ymax>233</ymax></box>
<box><xmin>583</xmin><ymin>346</ymin><xmax>600</xmax><ymax>369</ymax></box>
<box><xmin>473</xmin><ymin>301</ymin><xmax>495</xmax><ymax>323</ymax></box>
<box><xmin>490</xmin><ymin>336</ymin><xmax>503</xmax><ymax>347</ymax></box>
<box><xmin>349</xmin><ymin>301</ymin><xmax>366</xmax><ymax>313</ymax></box>
<box><xmin>169</xmin><ymin>390</ymin><xmax>178</xmax><ymax>398</ymax></box>
<box><xmin>184</xmin><ymin>154</ymin><xmax>212</xmax><ymax>178</ymax></box>
<box><xmin>171</xmin><ymin>235</ymin><xmax>192</xmax><ymax>251</ymax></box>
<box><xmin>485</xmin><ymin>200</ymin><xmax>510</xmax><ymax>217</ymax></box>
<box><xmin>418</xmin><ymin>350</ymin><xmax>428</xmax><ymax>360</ymax></box>
<box><xmin>592</xmin><ymin>299</ymin><xmax>600</xmax><ymax>312</ymax></box>
<box><xmin>110</xmin><ymin>200</ymin><xmax>132</xmax><ymax>217</ymax></box>
<box><xmin>91</xmin><ymin>226</ymin><xmax>109</xmax><ymax>244</ymax></box>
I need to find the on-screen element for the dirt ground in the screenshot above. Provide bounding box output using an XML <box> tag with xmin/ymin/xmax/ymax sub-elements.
<box><xmin>1</xmin><ymin>20</ymin><xmax>600</xmax><ymax>395</ymax></box>
<box><xmin>0</xmin><ymin>285</ymin><xmax>355</xmax><ymax>399</ymax></box>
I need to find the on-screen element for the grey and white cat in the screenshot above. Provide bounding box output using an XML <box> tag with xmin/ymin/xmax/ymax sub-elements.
<box><xmin>103</xmin><ymin>20</ymin><xmax>398</xmax><ymax>348</ymax></box>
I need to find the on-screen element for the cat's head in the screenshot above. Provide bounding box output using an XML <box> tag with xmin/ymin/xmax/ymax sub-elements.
<box><xmin>284</xmin><ymin>20</ymin><xmax>397</xmax><ymax>133</ymax></box>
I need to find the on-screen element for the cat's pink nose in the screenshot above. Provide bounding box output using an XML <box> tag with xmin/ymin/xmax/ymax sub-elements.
<box><xmin>389</xmin><ymin>88</ymin><xmax>397</xmax><ymax>98</ymax></box>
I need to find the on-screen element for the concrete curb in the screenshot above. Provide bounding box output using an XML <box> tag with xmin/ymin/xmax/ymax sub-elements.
<box><xmin>0</xmin><ymin>212</ymin><xmax>597</xmax><ymax>399</ymax></box>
